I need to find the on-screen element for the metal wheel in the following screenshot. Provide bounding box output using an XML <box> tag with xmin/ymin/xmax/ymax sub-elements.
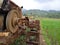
<box><xmin>6</xmin><ymin>10</ymin><xmax>21</xmax><ymax>33</ymax></box>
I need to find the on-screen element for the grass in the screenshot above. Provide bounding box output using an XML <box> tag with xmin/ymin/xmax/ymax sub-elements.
<box><xmin>40</xmin><ymin>18</ymin><xmax>60</xmax><ymax>45</ymax></box>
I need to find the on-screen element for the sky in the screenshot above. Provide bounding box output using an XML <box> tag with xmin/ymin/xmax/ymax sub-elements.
<box><xmin>11</xmin><ymin>0</ymin><xmax>60</xmax><ymax>10</ymax></box>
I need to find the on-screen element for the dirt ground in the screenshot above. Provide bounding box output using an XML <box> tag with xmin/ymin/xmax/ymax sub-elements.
<box><xmin>40</xmin><ymin>30</ymin><xmax>47</xmax><ymax>45</ymax></box>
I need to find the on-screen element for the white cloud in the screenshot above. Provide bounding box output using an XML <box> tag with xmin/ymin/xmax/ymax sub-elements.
<box><xmin>22</xmin><ymin>0</ymin><xmax>39</xmax><ymax>10</ymax></box>
<box><xmin>35</xmin><ymin>0</ymin><xmax>60</xmax><ymax>10</ymax></box>
<box><xmin>11</xmin><ymin>0</ymin><xmax>60</xmax><ymax>10</ymax></box>
<box><xmin>42</xmin><ymin>0</ymin><xmax>60</xmax><ymax>10</ymax></box>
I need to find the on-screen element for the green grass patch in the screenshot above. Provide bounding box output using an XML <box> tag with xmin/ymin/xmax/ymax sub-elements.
<box><xmin>40</xmin><ymin>18</ymin><xmax>60</xmax><ymax>45</ymax></box>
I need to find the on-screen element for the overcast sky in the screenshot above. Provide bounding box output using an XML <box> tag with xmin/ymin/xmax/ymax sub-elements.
<box><xmin>11</xmin><ymin>0</ymin><xmax>60</xmax><ymax>10</ymax></box>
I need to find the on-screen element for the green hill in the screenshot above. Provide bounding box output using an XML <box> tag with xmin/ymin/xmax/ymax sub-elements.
<box><xmin>23</xmin><ymin>9</ymin><xmax>60</xmax><ymax>18</ymax></box>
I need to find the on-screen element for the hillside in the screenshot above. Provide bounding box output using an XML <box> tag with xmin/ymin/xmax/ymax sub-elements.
<box><xmin>22</xmin><ymin>9</ymin><xmax>60</xmax><ymax>18</ymax></box>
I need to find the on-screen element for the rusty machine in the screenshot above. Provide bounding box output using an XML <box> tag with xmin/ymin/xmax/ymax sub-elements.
<box><xmin>0</xmin><ymin>0</ymin><xmax>40</xmax><ymax>45</ymax></box>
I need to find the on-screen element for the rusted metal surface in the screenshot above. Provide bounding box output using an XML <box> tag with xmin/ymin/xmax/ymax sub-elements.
<box><xmin>26</xmin><ymin>20</ymin><xmax>40</xmax><ymax>45</ymax></box>
<box><xmin>0</xmin><ymin>18</ymin><xmax>40</xmax><ymax>45</ymax></box>
<box><xmin>0</xmin><ymin>0</ymin><xmax>23</xmax><ymax>31</ymax></box>
<box><xmin>0</xmin><ymin>0</ymin><xmax>40</xmax><ymax>45</ymax></box>
<box><xmin>10</xmin><ymin>1</ymin><xmax>23</xmax><ymax>18</ymax></box>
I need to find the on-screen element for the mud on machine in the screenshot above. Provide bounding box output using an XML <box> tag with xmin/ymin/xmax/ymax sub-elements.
<box><xmin>0</xmin><ymin>0</ymin><xmax>23</xmax><ymax>33</ymax></box>
<box><xmin>0</xmin><ymin>0</ymin><xmax>40</xmax><ymax>45</ymax></box>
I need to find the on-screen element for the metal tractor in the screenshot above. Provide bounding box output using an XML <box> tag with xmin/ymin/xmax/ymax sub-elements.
<box><xmin>0</xmin><ymin>0</ymin><xmax>40</xmax><ymax>45</ymax></box>
<box><xmin>0</xmin><ymin>0</ymin><xmax>23</xmax><ymax>33</ymax></box>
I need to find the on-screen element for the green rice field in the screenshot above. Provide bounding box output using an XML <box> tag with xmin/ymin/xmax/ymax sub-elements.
<box><xmin>40</xmin><ymin>18</ymin><xmax>60</xmax><ymax>45</ymax></box>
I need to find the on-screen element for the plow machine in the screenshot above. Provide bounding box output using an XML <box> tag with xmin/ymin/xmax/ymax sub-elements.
<box><xmin>0</xmin><ymin>0</ymin><xmax>40</xmax><ymax>45</ymax></box>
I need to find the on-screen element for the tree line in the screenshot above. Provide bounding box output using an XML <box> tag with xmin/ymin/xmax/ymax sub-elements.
<box><xmin>23</xmin><ymin>9</ymin><xmax>60</xmax><ymax>18</ymax></box>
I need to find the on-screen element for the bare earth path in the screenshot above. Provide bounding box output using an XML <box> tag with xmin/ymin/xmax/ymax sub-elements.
<box><xmin>40</xmin><ymin>30</ymin><xmax>47</xmax><ymax>45</ymax></box>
